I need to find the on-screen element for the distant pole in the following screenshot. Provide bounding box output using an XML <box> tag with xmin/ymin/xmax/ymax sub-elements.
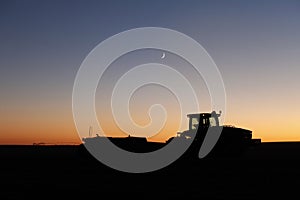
<box><xmin>89</xmin><ymin>126</ymin><xmax>93</xmax><ymax>137</ymax></box>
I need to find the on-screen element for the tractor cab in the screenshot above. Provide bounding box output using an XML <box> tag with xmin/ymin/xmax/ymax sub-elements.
<box><xmin>187</xmin><ymin>111</ymin><xmax>221</xmax><ymax>131</ymax></box>
<box><xmin>175</xmin><ymin>111</ymin><xmax>222</xmax><ymax>140</ymax></box>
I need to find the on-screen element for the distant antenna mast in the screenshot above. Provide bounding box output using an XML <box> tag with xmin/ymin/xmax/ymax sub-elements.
<box><xmin>89</xmin><ymin>126</ymin><xmax>93</xmax><ymax>137</ymax></box>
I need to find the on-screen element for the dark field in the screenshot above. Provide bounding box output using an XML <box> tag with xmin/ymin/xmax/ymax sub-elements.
<box><xmin>1</xmin><ymin>142</ymin><xmax>300</xmax><ymax>199</ymax></box>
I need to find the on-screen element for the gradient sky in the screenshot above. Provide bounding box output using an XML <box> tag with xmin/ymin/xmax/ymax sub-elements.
<box><xmin>1</xmin><ymin>0</ymin><xmax>300</xmax><ymax>144</ymax></box>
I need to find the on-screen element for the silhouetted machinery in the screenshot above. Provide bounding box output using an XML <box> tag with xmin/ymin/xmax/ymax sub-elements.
<box><xmin>171</xmin><ymin>111</ymin><xmax>261</xmax><ymax>158</ymax></box>
<box><xmin>82</xmin><ymin>111</ymin><xmax>261</xmax><ymax>158</ymax></box>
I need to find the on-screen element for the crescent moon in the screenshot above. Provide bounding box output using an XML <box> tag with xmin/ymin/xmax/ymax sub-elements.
<box><xmin>161</xmin><ymin>52</ymin><xmax>166</xmax><ymax>59</ymax></box>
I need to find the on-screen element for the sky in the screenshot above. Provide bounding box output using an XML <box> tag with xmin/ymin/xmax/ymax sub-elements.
<box><xmin>1</xmin><ymin>0</ymin><xmax>300</xmax><ymax>145</ymax></box>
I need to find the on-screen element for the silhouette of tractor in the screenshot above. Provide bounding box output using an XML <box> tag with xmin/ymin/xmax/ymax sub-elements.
<box><xmin>172</xmin><ymin>111</ymin><xmax>261</xmax><ymax>158</ymax></box>
<box><xmin>82</xmin><ymin>110</ymin><xmax>261</xmax><ymax>159</ymax></box>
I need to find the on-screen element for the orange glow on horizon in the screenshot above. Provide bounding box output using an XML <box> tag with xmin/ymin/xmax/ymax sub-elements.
<box><xmin>1</xmin><ymin>92</ymin><xmax>300</xmax><ymax>145</ymax></box>
<box><xmin>1</xmin><ymin>112</ymin><xmax>300</xmax><ymax>145</ymax></box>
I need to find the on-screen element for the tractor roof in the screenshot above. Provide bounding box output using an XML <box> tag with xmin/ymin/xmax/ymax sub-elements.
<box><xmin>187</xmin><ymin>113</ymin><xmax>211</xmax><ymax>118</ymax></box>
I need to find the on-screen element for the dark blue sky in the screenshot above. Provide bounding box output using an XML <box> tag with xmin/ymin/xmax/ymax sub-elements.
<box><xmin>1</xmin><ymin>0</ymin><xmax>300</xmax><ymax>143</ymax></box>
